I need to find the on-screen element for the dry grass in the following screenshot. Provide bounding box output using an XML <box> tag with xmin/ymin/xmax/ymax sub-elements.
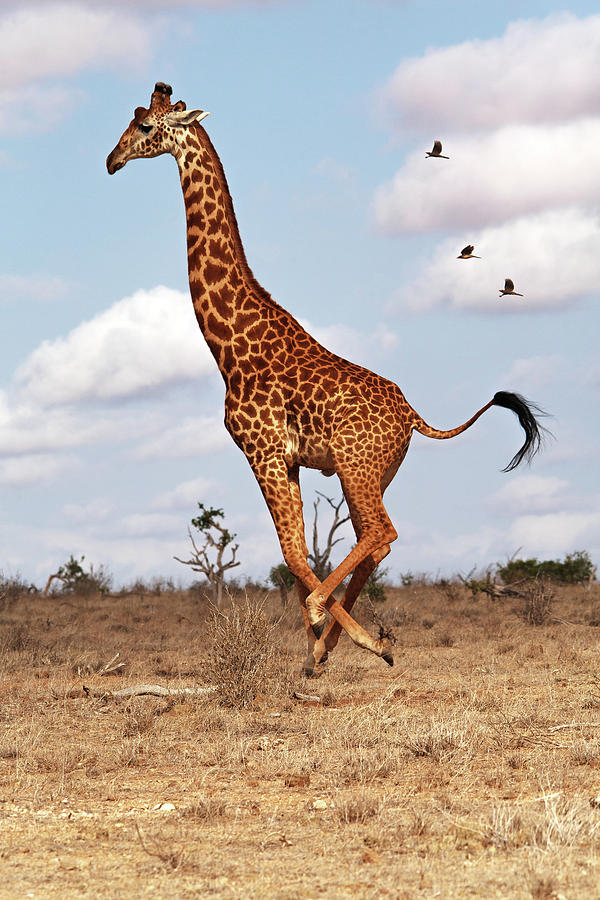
<box><xmin>1</xmin><ymin>581</ymin><xmax>600</xmax><ymax>897</ymax></box>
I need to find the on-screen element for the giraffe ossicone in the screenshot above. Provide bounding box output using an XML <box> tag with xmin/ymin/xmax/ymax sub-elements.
<box><xmin>107</xmin><ymin>83</ymin><xmax>547</xmax><ymax>676</ymax></box>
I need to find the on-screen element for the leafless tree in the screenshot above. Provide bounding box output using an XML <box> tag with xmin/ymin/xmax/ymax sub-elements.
<box><xmin>174</xmin><ymin>504</ymin><xmax>240</xmax><ymax>606</ymax></box>
<box><xmin>308</xmin><ymin>492</ymin><xmax>351</xmax><ymax>582</ymax></box>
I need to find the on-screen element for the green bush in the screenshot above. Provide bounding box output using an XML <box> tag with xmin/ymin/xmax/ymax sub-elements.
<box><xmin>361</xmin><ymin>566</ymin><xmax>389</xmax><ymax>604</ymax></box>
<box><xmin>497</xmin><ymin>551</ymin><xmax>596</xmax><ymax>586</ymax></box>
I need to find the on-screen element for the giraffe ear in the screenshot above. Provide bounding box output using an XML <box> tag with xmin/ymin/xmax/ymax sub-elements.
<box><xmin>164</xmin><ymin>109</ymin><xmax>210</xmax><ymax>127</ymax></box>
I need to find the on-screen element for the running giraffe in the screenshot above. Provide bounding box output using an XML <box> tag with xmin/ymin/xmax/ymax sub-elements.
<box><xmin>107</xmin><ymin>83</ymin><xmax>546</xmax><ymax>675</ymax></box>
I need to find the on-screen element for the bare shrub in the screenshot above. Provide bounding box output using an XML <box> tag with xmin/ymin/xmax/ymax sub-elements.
<box><xmin>529</xmin><ymin>876</ymin><xmax>558</xmax><ymax>900</ymax></box>
<box><xmin>531</xmin><ymin>790</ymin><xmax>600</xmax><ymax>850</ymax></box>
<box><xmin>204</xmin><ymin>595</ymin><xmax>277</xmax><ymax>708</ymax></box>
<box><xmin>436</xmin><ymin>630</ymin><xmax>455</xmax><ymax>647</ymax></box>
<box><xmin>570</xmin><ymin>736</ymin><xmax>600</xmax><ymax>767</ymax></box>
<box><xmin>0</xmin><ymin>572</ymin><xmax>35</xmax><ymax>609</ymax></box>
<box><xmin>334</xmin><ymin>790</ymin><xmax>386</xmax><ymax>825</ymax></box>
<box><xmin>181</xmin><ymin>797</ymin><xmax>230</xmax><ymax>821</ymax></box>
<box><xmin>436</xmin><ymin>577</ymin><xmax>464</xmax><ymax>604</ymax></box>
<box><xmin>121</xmin><ymin>700</ymin><xmax>156</xmax><ymax>737</ymax></box>
<box><xmin>403</xmin><ymin>718</ymin><xmax>473</xmax><ymax>763</ymax></box>
<box><xmin>117</xmin><ymin>736</ymin><xmax>149</xmax><ymax>768</ymax></box>
<box><xmin>135</xmin><ymin>823</ymin><xmax>188</xmax><ymax>872</ymax></box>
<box><xmin>520</xmin><ymin>579</ymin><xmax>554</xmax><ymax>625</ymax></box>
<box><xmin>482</xmin><ymin>804</ymin><xmax>526</xmax><ymax>850</ymax></box>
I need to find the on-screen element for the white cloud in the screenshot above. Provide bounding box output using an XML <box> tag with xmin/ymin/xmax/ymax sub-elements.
<box><xmin>0</xmin><ymin>273</ymin><xmax>72</xmax><ymax>302</ymax></box>
<box><xmin>508</xmin><ymin>511</ymin><xmax>600</xmax><ymax>557</ymax></box>
<box><xmin>134</xmin><ymin>414</ymin><xmax>229</xmax><ymax>459</ymax></box>
<box><xmin>489</xmin><ymin>475</ymin><xmax>570</xmax><ymax>517</ymax></box>
<box><xmin>0</xmin><ymin>3</ymin><xmax>153</xmax><ymax>131</ymax></box>
<box><xmin>62</xmin><ymin>498</ymin><xmax>114</xmax><ymax>523</ymax></box>
<box><xmin>152</xmin><ymin>476</ymin><xmax>216</xmax><ymax>510</ymax></box>
<box><xmin>375</xmin><ymin>119</ymin><xmax>600</xmax><ymax>234</ymax></box>
<box><xmin>379</xmin><ymin>13</ymin><xmax>600</xmax><ymax>133</ymax></box>
<box><xmin>299</xmin><ymin>318</ymin><xmax>399</xmax><ymax>367</ymax></box>
<box><xmin>313</xmin><ymin>157</ymin><xmax>356</xmax><ymax>183</ymax></box>
<box><xmin>500</xmin><ymin>356</ymin><xmax>561</xmax><ymax>394</ymax></box>
<box><xmin>391</xmin><ymin>519</ymin><xmax>501</xmax><ymax>574</ymax></box>
<box><xmin>119</xmin><ymin>512</ymin><xmax>182</xmax><ymax>537</ymax></box>
<box><xmin>0</xmin><ymin>452</ymin><xmax>75</xmax><ymax>486</ymax></box>
<box><xmin>90</xmin><ymin>0</ymin><xmax>288</xmax><ymax>6</ymax></box>
<box><xmin>0</xmin><ymin>4</ymin><xmax>150</xmax><ymax>88</ymax></box>
<box><xmin>392</xmin><ymin>208</ymin><xmax>600</xmax><ymax>313</ymax></box>
<box><xmin>15</xmin><ymin>286</ymin><xmax>216</xmax><ymax>406</ymax></box>
<box><xmin>0</xmin><ymin>392</ymin><xmax>120</xmax><ymax>455</ymax></box>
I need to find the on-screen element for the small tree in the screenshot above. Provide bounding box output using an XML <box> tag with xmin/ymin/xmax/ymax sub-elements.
<box><xmin>269</xmin><ymin>562</ymin><xmax>296</xmax><ymax>606</ymax></box>
<box><xmin>174</xmin><ymin>504</ymin><xmax>240</xmax><ymax>606</ymax></box>
<box><xmin>308</xmin><ymin>493</ymin><xmax>351</xmax><ymax>581</ymax></box>
<box><xmin>43</xmin><ymin>555</ymin><xmax>112</xmax><ymax>597</ymax></box>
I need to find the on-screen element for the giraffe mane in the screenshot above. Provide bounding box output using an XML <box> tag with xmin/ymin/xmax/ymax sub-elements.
<box><xmin>191</xmin><ymin>123</ymin><xmax>285</xmax><ymax>314</ymax></box>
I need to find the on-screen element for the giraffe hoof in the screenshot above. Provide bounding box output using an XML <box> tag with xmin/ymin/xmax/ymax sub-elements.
<box><xmin>310</xmin><ymin>616</ymin><xmax>327</xmax><ymax>640</ymax></box>
<box><xmin>379</xmin><ymin>637</ymin><xmax>394</xmax><ymax>666</ymax></box>
<box><xmin>302</xmin><ymin>660</ymin><xmax>314</xmax><ymax>678</ymax></box>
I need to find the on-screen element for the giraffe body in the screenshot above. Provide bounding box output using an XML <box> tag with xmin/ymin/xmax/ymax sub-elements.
<box><xmin>107</xmin><ymin>84</ymin><xmax>546</xmax><ymax>674</ymax></box>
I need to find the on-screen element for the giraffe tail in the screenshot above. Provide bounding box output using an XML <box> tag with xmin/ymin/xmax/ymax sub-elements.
<box><xmin>413</xmin><ymin>391</ymin><xmax>550</xmax><ymax>472</ymax></box>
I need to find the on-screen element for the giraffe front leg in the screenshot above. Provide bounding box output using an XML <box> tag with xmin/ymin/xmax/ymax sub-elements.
<box><xmin>249</xmin><ymin>457</ymin><xmax>326</xmax><ymax>675</ymax></box>
<box><xmin>296</xmin><ymin>579</ymin><xmax>328</xmax><ymax>678</ymax></box>
<box><xmin>320</xmin><ymin>544</ymin><xmax>392</xmax><ymax>658</ymax></box>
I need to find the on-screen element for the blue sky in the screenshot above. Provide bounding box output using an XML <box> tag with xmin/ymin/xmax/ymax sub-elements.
<box><xmin>1</xmin><ymin>0</ymin><xmax>599</xmax><ymax>587</ymax></box>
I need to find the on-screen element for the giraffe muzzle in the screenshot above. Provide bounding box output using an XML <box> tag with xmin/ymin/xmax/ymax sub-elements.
<box><xmin>106</xmin><ymin>148</ymin><xmax>125</xmax><ymax>175</ymax></box>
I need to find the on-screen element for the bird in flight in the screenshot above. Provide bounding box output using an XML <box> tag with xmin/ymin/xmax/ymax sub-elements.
<box><xmin>457</xmin><ymin>245</ymin><xmax>480</xmax><ymax>259</ymax></box>
<box><xmin>426</xmin><ymin>140</ymin><xmax>449</xmax><ymax>159</ymax></box>
<box><xmin>499</xmin><ymin>278</ymin><xmax>524</xmax><ymax>297</ymax></box>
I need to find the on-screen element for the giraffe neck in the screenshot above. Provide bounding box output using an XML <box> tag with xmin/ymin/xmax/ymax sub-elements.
<box><xmin>176</xmin><ymin>127</ymin><xmax>287</xmax><ymax>375</ymax></box>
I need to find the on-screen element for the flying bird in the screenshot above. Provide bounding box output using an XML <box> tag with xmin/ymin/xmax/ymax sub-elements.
<box><xmin>426</xmin><ymin>140</ymin><xmax>449</xmax><ymax>159</ymax></box>
<box><xmin>457</xmin><ymin>245</ymin><xmax>480</xmax><ymax>259</ymax></box>
<box><xmin>499</xmin><ymin>278</ymin><xmax>523</xmax><ymax>297</ymax></box>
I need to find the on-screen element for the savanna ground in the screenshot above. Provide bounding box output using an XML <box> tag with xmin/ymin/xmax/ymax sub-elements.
<box><xmin>1</xmin><ymin>577</ymin><xmax>600</xmax><ymax>899</ymax></box>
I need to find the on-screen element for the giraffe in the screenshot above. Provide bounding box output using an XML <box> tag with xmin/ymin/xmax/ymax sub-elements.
<box><xmin>107</xmin><ymin>83</ymin><xmax>547</xmax><ymax>676</ymax></box>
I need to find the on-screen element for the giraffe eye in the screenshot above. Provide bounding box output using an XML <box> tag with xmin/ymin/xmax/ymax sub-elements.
<box><xmin>138</xmin><ymin>123</ymin><xmax>154</xmax><ymax>134</ymax></box>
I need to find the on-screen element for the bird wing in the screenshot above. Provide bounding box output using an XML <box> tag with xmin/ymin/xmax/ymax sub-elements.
<box><xmin>432</xmin><ymin>140</ymin><xmax>442</xmax><ymax>154</ymax></box>
<box><xmin>463</xmin><ymin>245</ymin><xmax>474</xmax><ymax>255</ymax></box>
<box><xmin>504</xmin><ymin>278</ymin><xmax>515</xmax><ymax>292</ymax></box>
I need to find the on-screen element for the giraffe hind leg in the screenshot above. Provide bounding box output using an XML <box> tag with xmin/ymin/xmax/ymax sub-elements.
<box><xmin>304</xmin><ymin>467</ymin><xmax>398</xmax><ymax>664</ymax></box>
<box><xmin>316</xmin><ymin>543</ymin><xmax>392</xmax><ymax>665</ymax></box>
<box><xmin>317</xmin><ymin>463</ymin><xmax>400</xmax><ymax>663</ymax></box>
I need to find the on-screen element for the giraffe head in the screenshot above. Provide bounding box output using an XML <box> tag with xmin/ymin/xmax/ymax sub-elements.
<box><xmin>106</xmin><ymin>82</ymin><xmax>210</xmax><ymax>174</ymax></box>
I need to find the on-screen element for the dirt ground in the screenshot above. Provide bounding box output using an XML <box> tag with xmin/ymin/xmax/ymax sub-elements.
<box><xmin>1</xmin><ymin>580</ymin><xmax>600</xmax><ymax>899</ymax></box>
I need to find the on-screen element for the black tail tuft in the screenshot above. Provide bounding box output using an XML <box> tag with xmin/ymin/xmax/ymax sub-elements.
<box><xmin>492</xmin><ymin>391</ymin><xmax>551</xmax><ymax>472</ymax></box>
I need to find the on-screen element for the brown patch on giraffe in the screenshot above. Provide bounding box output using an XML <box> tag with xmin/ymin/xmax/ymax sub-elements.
<box><xmin>234</xmin><ymin>310</ymin><xmax>259</xmax><ymax>332</ymax></box>
<box><xmin>209</xmin><ymin>287</ymin><xmax>234</xmax><ymax>318</ymax></box>
<box><xmin>246</xmin><ymin>320</ymin><xmax>268</xmax><ymax>341</ymax></box>
<box><xmin>203</xmin><ymin>261</ymin><xmax>227</xmax><ymax>284</ymax></box>
<box><xmin>221</xmin><ymin>345</ymin><xmax>235</xmax><ymax>372</ymax></box>
<box><xmin>237</xmin><ymin>357</ymin><xmax>255</xmax><ymax>376</ymax></box>
<box><xmin>228</xmin><ymin>369</ymin><xmax>242</xmax><ymax>398</ymax></box>
<box><xmin>232</xmin><ymin>334</ymin><xmax>250</xmax><ymax>358</ymax></box>
<box><xmin>206</xmin><ymin>313</ymin><xmax>233</xmax><ymax>343</ymax></box>
<box><xmin>208</xmin><ymin>239</ymin><xmax>233</xmax><ymax>265</ymax></box>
